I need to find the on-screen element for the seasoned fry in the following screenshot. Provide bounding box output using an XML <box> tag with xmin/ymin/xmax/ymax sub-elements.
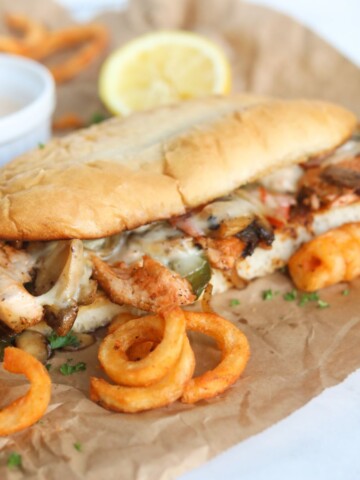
<box><xmin>48</xmin><ymin>24</ymin><xmax>109</xmax><ymax>84</ymax></box>
<box><xmin>127</xmin><ymin>341</ymin><xmax>157</xmax><ymax>361</ymax></box>
<box><xmin>91</xmin><ymin>307</ymin><xmax>250</xmax><ymax>412</ymax></box>
<box><xmin>53</xmin><ymin>113</ymin><xmax>84</xmax><ymax>131</ymax></box>
<box><xmin>0</xmin><ymin>15</ymin><xmax>109</xmax><ymax>83</ymax></box>
<box><xmin>107</xmin><ymin>312</ymin><xmax>138</xmax><ymax>334</ymax></box>
<box><xmin>289</xmin><ymin>223</ymin><xmax>360</xmax><ymax>291</ymax></box>
<box><xmin>0</xmin><ymin>347</ymin><xmax>51</xmax><ymax>436</ymax></box>
<box><xmin>98</xmin><ymin>308</ymin><xmax>186</xmax><ymax>387</ymax></box>
<box><xmin>91</xmin><ymin>335</ymin><xmax>195</xmax><ymax>413</ymax></box>
<box><xmin>181</xmin><ymin>311</ymin><xmax>250</xmax><ymax>404</ymax></box>
<box><xmin>0</xmin><ymin>14</ymin><xmax>47</xmax><ymax>58</ymax></box>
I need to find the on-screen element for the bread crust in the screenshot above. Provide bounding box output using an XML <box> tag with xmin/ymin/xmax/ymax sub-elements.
<box><xmin>0</xmin><ymin>94</ymin><xmax>356</xmax><ymax>240</ymax></box>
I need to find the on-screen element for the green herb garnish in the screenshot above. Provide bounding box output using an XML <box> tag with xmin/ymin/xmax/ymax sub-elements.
<box><xmin>229</xmin><ymin>299</ymin><xmax>240</xmax><ymax>307</ymax></box>
<box><xmin>7</xmin><ymin>452</ymin><xmax>22</xmax><ymax>469</ymax></box>
<box><xmin>262</xmin><ymin>289</ymin><xmax>280</xmax><ymax>300</ymax></box>
<box><xmin>342</xmin><ymin>289</ymin><xmax>350</xmax><ymax>296</ymax></box>
<box><xmin>45</xmin><ymin>363</ymin><xmax>52</xmax><ymax>371</ymax></box>
<box><xmin>38</xmin><ymin>143</ymin><xmax>45</xmax><ymax>149</ymax></box>
<box><xmin>89</xmin><ymin>112</ymin><xmax>106</xmax><ymax>125</ymax></box>
<box><xmin>283</xmin><ymin>289</ymin><xmax>298</xmax><ymax>301</ymax></box>
<box><xmin>73</xmin><ymin>442</ymin><xmax>82</xmax><ymax>452</ymax></box>
<box><xmin>317</xmin><ymin>299</ymin><xmax>330</xmax><ymax>309</ymax></box>
<box><xmin>262</xmin><ymin>289</ymin><xmax>274</xmax><ymax>300</ymax></box>
<box><xmin>48</xmin><ymin>331</ymin><xmax>80</xmax><ymax>350</ymax></box>
<box><xmin>299</xmin><ymin>292</ymin><xmax>319</xmax><ymax>306</ymax></box>
<box><xmin>59</xmin><ymin>360</ymin><xmax>86</xmax><ymax>376</ymax></box>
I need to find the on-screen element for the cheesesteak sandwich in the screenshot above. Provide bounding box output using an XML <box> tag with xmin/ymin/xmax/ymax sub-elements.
<box><xmin>0</xmin><ymin>94</ymin><xmax>358</xmax><ymax>336</ymax></box>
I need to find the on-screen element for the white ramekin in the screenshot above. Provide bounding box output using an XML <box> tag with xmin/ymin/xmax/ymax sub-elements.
<box><xmin>0</xmin><ymin>54</ymin><xmax>56</xmax><ymax>167</ymax></box>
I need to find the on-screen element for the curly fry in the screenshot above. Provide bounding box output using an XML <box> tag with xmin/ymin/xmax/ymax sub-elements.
<box><xmin>0</xmin><ymin>14</ymin><xmax>48</xmax><ymax>58</ymax></box>
<box><xmin>0</xmin><ymin>347</ymin><xmax>51</xmax><ymax>436</ymax></box>
<box><xmin>53</xmin><ymin>113</ymin><xmax>84</xmax><ymax>131</ymax></box>
<box><xmin>47</xmin><ymin>24</ymin><xmax>109</xmax><ymax>83</ymax></box>
<box><xmin>181</xmin><ymin>311</ymin><xmax>250</xmax><ymax>404</ymax></box>
<box><xmin>289</xmin><ymin>223</ymin><xmax>360</xmax><ymax>291</ymax></box>
<box><xmin>0</xmin><ymin>15</ymin><xmax>109</xmax><ymax>83</ymax></box>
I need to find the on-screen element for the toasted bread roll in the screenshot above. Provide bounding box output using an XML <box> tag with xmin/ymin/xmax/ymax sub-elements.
<box><xmin>0</xmin><ymin>94</ymin><xmax>356</xmax><ymax>241</ymax></box>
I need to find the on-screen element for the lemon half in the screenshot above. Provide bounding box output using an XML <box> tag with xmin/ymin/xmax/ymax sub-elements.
<box><xmin>99</xmin><ymin>30</ymin><xmax>231</xmax><ymax>115</ymax></box>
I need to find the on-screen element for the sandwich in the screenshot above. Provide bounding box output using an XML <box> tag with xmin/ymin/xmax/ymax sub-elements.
<box><xmin>0</xmin><ymin>94</ymin><xmax>358</xmax><ymax>336</ymax></box>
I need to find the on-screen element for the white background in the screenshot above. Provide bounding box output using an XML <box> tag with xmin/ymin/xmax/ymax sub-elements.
<box><xmin>56</xmin><ymin>1</ymin><xmax>360</xmax><ymax>478</ymax></box>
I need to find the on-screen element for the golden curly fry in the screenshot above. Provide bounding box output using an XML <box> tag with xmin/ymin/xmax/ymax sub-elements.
<box><xmin>181</xmin><ymin>312</ymin><xmax>250</xmax><ymax>404</ymax></box>
<box><xmin>48</xmin><ymin>24</ymin><xmax>109</xmax><ymax>83</ymax></box>
<box><xmin>107</xmin><ymin>312</ymin><xmax>138</xmax><ymax>334</ymax></box>
<box><xmin>0</xmin><ymin>15</ymin><xmax>109</xmax><ymax>83</ymax></box>
<box><xmin>127</xmin><ymin>340</ymin><xmax>157</xmax><ymax>361</ymax></box>
<box><xmin>0</xmin><ymin>14</ymin><xmax>48</xmax><ymax>58</ymax></box>
<box><xmin>98</xmin><ymin>308</ymin><xmax>186</xmax><ymax>387</ymax></box>
<box><xmin>90</xmin><ymin>336</ymin><xmax>195</xmax><ymax>413</ymax></box>
<box><xmin>52</xmin><ymin>113</ymin><xmax>84</xmax><ymax>131</ymax></box>
<box><xmin>0</xmin><ymin>347</ymin><xmax>51</xmax><ymax>436</ymax></box>
<box><xmin>289</xmin><ymin>223</ymin><xmax>360</xmax><ymax>291</ymax></box>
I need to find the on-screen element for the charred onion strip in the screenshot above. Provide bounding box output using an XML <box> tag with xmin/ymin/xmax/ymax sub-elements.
<box><xmin>0</xmin><ymin>347</ymin><xmax>51</xmax><ymax>436</ymax></box>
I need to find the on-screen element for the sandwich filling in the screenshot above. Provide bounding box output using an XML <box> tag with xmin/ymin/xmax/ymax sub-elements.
<box><xmin>0</xmin><ymin>134</ymin><xmax>359</xmax><ymax>334</ymax></box>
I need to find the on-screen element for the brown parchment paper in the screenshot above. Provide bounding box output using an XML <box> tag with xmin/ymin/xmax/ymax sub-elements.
<box><xmin>1</xmin><ymin>0</ymin><xmax>360</xmax><ymax>478</ymax></box>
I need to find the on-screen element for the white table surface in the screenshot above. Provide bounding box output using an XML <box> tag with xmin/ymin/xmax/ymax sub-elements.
<box><xmin>56</xmin><ymin>1</ymin><xmax>360</xmax><ymax>478</ymax></box>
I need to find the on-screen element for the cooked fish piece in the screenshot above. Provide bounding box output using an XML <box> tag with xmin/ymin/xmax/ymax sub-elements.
<box><xmin>92</xmin><ymin>254</ymin><xmax>195</xmax><ymax>312</ymax></box>
<box><xmin>236</xmin><ymin>201</ymin><xmax>360</xmax><ymax>280</ymax></box>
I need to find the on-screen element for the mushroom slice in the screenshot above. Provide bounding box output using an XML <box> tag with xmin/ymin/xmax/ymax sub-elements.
<box><xmin>36</xmin><ymin>240</ymin><xmax>95</xmax><ymax>335</ymax></box>
<box><xmin>43</xmin><ymin>303</ymin><xmax>79</xmax><ymax>337</ymax></box>
<box><xmin>14</xmin><ymin>330</ymin><xmax>51</xmax><ymax>364</ymax></box>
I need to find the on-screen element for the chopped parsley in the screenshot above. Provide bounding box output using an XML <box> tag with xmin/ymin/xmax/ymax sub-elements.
<box><xmin>229</xmin><ymin>299</ymin><xmax>240</xmax><ymax>307</ymax></box>
<box><xmin>7</xmin><ymin>452</ymin><xmax>22</xmax><ymax>469</ymax></box>
<box><xmin>89</xmin><ymin>112</ymin><xmax>106</xmax><ymax>125</ymax></box>
<box><xmin>45</xmin><ymin>363</ymin><xmax>52</xmax><ymax>371</ymax></box>
<box><xmin>283</xmin><ymin>290</ymin><xmax>298</xmax><ymax>301</ymax></box>
<box><xmin>262</xmin><ymin>289</ymin><xmax>274</xmax><ymax>300</ymax></box>
<box><xmin>38</xmin><ymin>143</ymin><xmax>45</xmax><ymax>149</ymax></box>
<box><xmin>60</xmin><ymin>360</ymin><xmax>86</xmax><ymax>376</ymax></box>
<box><xmin>317</xmin><ymin>299</ymin><xmax>330</xmax><ymax>309</ymax></box>
<box><xmin>299</xmin><ymin>292</ymin><xmax>319</xmax><ymax>307</ymax></box>
<box><xmin>73</xmin><ymin>442</ymin><xmax>82</xmax><ymax>452</ymax></box>
<box><xmin>342</xmin><ymin>289</ymin><xmax>350</xmax><ymax>296</ymax></box>
<box><xmin>282</xmin><ymin>289</ymin><xmax>329</xmax><ymax>308</ymax></box>
<box><xmin>262</xmin><ymin>289</ymin><xmax>273</xmax><ymax>300</ymax></box>
<box><xmin>48</xmin><ymin>331</ymin><xmax>80</xmax><ymax>350</ymax></box>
